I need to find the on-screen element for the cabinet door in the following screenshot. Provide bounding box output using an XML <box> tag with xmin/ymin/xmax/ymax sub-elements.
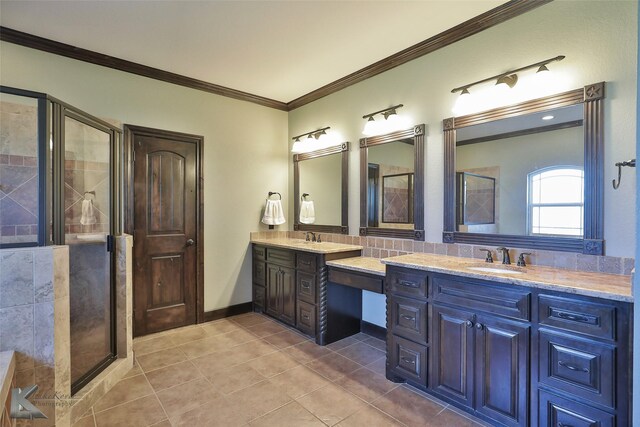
<box><xmin>280</xmin><ymin>266</ymin><xmax>296</xmax><ymax>326</ymax></box>
<box><xmin>475</xmin><ymin>315</ymin><xmax>530</xmax><ymax>427</ymax></box>
<box><xmin>266</xmin><ymin>264</ymin><xmax>281</xmax><ymax>318</ymax></box>
<box><xmin>431</xmin><ymin>305</ymin><xmax>475</xmax><ymax>409</ymax></box>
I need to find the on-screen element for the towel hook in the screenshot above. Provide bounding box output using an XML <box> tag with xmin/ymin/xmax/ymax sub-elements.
<box><xmin>301</xmin><ymin>193</ymin><xmax>310</xmax><ymax>201</ymax></box>
<box><xmin>612</xmin><ymin>159</ymin><xmax>636</xmax><ymax>189</ymax></box>
<box><xmin>268</xmin><ymin>191</ymin><xmax>281</xmax><ymax>200</ymax></box>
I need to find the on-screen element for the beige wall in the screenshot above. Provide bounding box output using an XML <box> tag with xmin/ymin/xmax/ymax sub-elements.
<box><xmin>0</xmin><ymin>42</ymin><xmax>289</xmax><ymax>312</ymax></box>
<box><xmin>288</xmin><ymin>0</ymin><xmax>638</xmax><ymax>258</ymax></box>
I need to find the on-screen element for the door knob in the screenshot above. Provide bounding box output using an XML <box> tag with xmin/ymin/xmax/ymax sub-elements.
<box><xmin>465</xmin><ymin>320</ymin><xmax>474</xmax><ymax>328</ymax></box>
<box><xmin>186</xmin><ymin>239</ymin><xmax>195</xmax><ymax>246</ymax></box>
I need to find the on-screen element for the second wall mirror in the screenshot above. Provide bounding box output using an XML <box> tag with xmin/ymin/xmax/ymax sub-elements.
<box><xmin>360</xmin><ymin>125</ymin><xmax>425</xmax><ymax>240</ymax></box>
<box><xmin>294</xmin><ymin>142</ymin><xmax>349</xmax><ymax>234</ymax></box>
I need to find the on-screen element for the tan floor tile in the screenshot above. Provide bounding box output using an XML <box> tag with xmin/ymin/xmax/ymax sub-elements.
<box><xmin>122</xmin><ymin>363</ymin><xmax>143</xmax><ymax>379</ymax></box>
<box><xmin>263</xmin><ymin>329</ymin><xmax>309</xmax><ymax>349</ymax></box>
<box><xmin>94</xmin><ymin>395</ymin><xmax>166</xmax><ymax>427</ymax></box>
<box><xmin>248</xmin><ymin>351</ymin><xmax>300</xmax><ymax>377</ymax></box>
<box><xmin>133</xmin><ymin>335</ymin><xmax>177</xmax><ymax>357</ymax></box>
<box><xmin>249</xmin><ymin>401</ymin><xmax>324</xmax><ymax>427</ymax></box>
<box><xmin>362</xmin><ymin>336</ymin><xmax>386</xmax><ymax>352</ymax></box>
<box><xmin>245</xmin><ymin>320</ymin><xmax>290</xmax><ymax>337</ymax></box>
<box><xmin>334</xmin><ymin>368</ymin><xmax>399</xmax><ymax>403</ymax></box>
<box><xmin>220</xmin><ymin>339</ymin><xmax>279</xmax><ymax>362</ymax></box>
<box><xmin>269</xmin><ymin>365</ymin><xmax>331</xmax><ymax>399</ymax></box>
<box><xmin>215</xmin><ymin>328</ymin><xmax>259</xmax><ymax>347</ymax></box>
<box><xmin>205</xmin><ymin>363</ymin><xmax>266</xmax><ymax>395</ymax></box>
<box><xmin>337</xmin><ymin>341</ymin><xmax>385</xmax><ymax>366</ymax></box>
<box><xmin>326</xmin><ymin>336</ymin><xmax>360</xmax><ymax>351</ymax></box>
<box><xmin>177</xmin><ymin>335</ymin><xmax>229</xmax><ymax>359</ymax></box>
<box><xmin>156</xmin><ymin>377</ymin><xmax>222</xmax><ymax>419</ymax></box>
<box><xmin>166</xmin><ymin>326</ymin><xmax>208</xmax><ymax>346</ymax></box>
<box><xmin>72</xmin><ymin>414</ymin><xmax>95</xmax><ymax>427</ymax></box>
<box><xmin>191</xmin><ymin>350</ymin><xmax>236</xmax><ymax>374</ymax></box>
<box><xmin>297</xmin><ymin>383</ymin><xmax>367</xmax><ymax>426</ymax></box>
<box><xmin>93</xmin><ymin>374</ymin><xmax>154</xmax><ymax>413</ymax></box>
<box><xmin>350</xmin><ymin>333</ymin><xmax>371</xmax><ymax>341</ymax></box>
<box><xmin>283</xmin><ymin>340</ymin><xmax>333</xmax><ymax>364</ymax></box>
<box><xmin>429</xmin><ymin>409</ymin><xmax>483</xmax><ymax>426</ymax></box>
<box><xmin>145</xmin><ymin>360</ymin><xmax>202</xmax><ymax>392</ymax></box>
<box><xmin>337</xmin><ymin>405</ymin><xmax>405</xmax><ymax>426</ymax></box>
<box><xmin>137</xmin><ymin>347</ymin><xmax>187</xmax><ymax>372</ymax></box>
<box><xmin>364</xmin><ymin>357</ymin><xmax>387</xmax><ymax>377</ymax></box>
<box><xmin>306</xmin><ymin>352</ymin><xmax>362</xmax><ymax>381</ymax></box>
<box><xmin>230</xmin><ymin>313</ymin><xmax>272</xmax><ymax>328</ymax></box>
<box><xmin>170</xmin><ymin>395</ymin><xmax>251</xmax><ymax>427</ymax></box>
<box><xmin>200</xmin><ymin>319</ymin><xmax>242</xmax><ymax>336</ymax></box>
<box><xmin>228</xmin><ymin>379</ymin><xmax>293</xmax><ymax>421</ymax></box>
<box><xmin>149</xmin><ymin>420</ymin><xmax>172</xmax><ymax>427</ymax></box>
<box><xmin>371</xmin><ymin>386</ymin><xmax>445</xmax><ymax>426</ymax></box>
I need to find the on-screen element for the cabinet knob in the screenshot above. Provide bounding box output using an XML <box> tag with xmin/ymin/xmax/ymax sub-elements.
<box><xmin>186</xmin><ymin>238</ymin><xmax>195</xmax><ymax>246</ymax></box>
<box><xmin>401</xmin><ymin>315</ymin><xmax>415</xmax><ymax>321</ymax></box>
<box><xmin>465</xmin><ymin>320</ymin><xmax>474</xmax><ymax>328</ymax></box>
<box><xmin>475</xmin><ymin>323</ymin><xmax>483</xmax><ymax>330</ymax></box>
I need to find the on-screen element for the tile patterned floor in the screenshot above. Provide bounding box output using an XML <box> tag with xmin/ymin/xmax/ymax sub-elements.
<box><xmin>73</xmin><ymin>313</ymin><xmax>487</xmax><ymax>427</ymax></box>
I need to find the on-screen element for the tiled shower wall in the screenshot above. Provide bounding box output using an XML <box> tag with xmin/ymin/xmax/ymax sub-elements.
<box><xmin>251</xmin><ymin>231</ymin><xmax>635</xmax><ymax>276</ymax></box>
<box><xmin>0</xmin><ymin>101</ymin><xmax>39</xmax><ymax>245</ymax></box>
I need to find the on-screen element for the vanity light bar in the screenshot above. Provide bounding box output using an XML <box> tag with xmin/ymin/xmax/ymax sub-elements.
<box><xmin>362</xmin><ymin>104</ymin><xmax>404</xmax><ymax>120</ymax></box>
<box><xmin>291</xmin><ymin>127</ymin><xmax>331</xmax><ymax>141</ymax></box>
<box><xmin>451</xmin><ymin>55</ymin><xmax>565</xmax><ymax>94</ymax></box>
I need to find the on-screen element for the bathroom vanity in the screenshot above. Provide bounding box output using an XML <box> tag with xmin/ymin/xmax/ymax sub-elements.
<box><xmin>251</xmin><ymin>238</ymin><xmax>361</xmax><ymax>344</ymax></box>
<box><xmin>382</xmin><ymin>253</ymin><xmax>632</xmax><ymax>427</ymax></box>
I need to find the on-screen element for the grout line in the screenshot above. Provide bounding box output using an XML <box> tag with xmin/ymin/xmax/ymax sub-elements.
<box><xmin>92</xmin><ymin>390</ymin><xmax>157</xmax><ymax>416</ymax></box>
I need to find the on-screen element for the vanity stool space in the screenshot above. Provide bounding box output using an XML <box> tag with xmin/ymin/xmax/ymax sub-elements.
<box><xmin>383</xmin><ymin>255</ymin><xmax>632</xmax><ymax>427</ymax></box>
<box><xmin>251</xmin><ymin>240</ymin><xmax>361</xmax><ymax>345</ymax></box>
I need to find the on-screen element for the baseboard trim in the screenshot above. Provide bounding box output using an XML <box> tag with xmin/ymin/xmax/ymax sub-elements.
<box><xmin>361</xmin><ymin>320</ymin><xmax>386</xmax><ymax>341</ymax></box>
<box><xmin>202</xmin><ymin>302</ymin><xmax>253</xmax><ymax>322</ymax></box>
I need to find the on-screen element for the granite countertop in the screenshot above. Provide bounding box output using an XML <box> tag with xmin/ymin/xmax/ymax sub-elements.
<box><xmin>326</xmin><ymin>256</ymin><xmax>386</xmax><ymax>276</ymax></box>
<box><xmin>0</xmin><ymin>351</ymin><xmax>15</xmax><ymax>410</ymax></box>
<box><xmin>251</xmin><ymin>238</ymin><xmax>362</xmax><ymax>254</ymax></box>
<box><xmin>382</xmin><ymin>253</ymin><xmax>633</xmax><ymax>302</ymax></box>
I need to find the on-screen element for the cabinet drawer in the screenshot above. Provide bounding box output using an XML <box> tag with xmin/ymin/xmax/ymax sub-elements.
<box><xmin>253</xmin><ymin>285</ymin><xmax>265</xmax><ymax>310</ymax></box>
<box><xmin>432</xmin><ymin>275</ymin><xmax>530</xmax><ymax>321</ymax></box>
<box><xmin>387</xmin><ymin>267</ymin><xmax>429</xmax><ymax>299</ymax></box>
<box><xmin>253</xmin><ymin>261</ymin><xmax>266</xmax><ymax>286</ymax></box>
<box><xmin>253</xmin><ymin>245</ymin><xmax>266</xmax><ymax>261</ymax></box>
<box><xmin>297</xmin><ymin>272</ymin><xmax>316</xmax><ymax>304</ymax></box>
<box><xmin>539</xmin><ymin>390</ymin><xmax>614</xmax><ymax>427</ymax></box>
<box><xmin>388</xmin><ymin>335</ymin><xmax>428</xmax><ymax>386</ymax></box>
<box><xmin>389</xmin><ymin>296</ymin><xmax>428</xmax><ymax>345</ymax></box>
<box><xmin>328</xmin><ymin>268</ymin><xmax>383</xmax><ymax>294</ymax></box>
<box><xmin>297</xmin><ymin>300</ymin><xmax>316</xmax><ymax>336</ymax></box>
<box><xmin>539</xmin><ymin>295</ymin><xmax>615</xmax><ymax>341</ymax></box>
<box><xmin>266</xmin><ymin>248</ymin><xmax>295</xmax><ymax>267</ymax></box>
<box><xmin>539</xmin><ymin>330</ymin><xmax>614</xmax><ymax>408</ymax></box>
<box><xmin>296</xmin><ymin>252</ymin><xmax>317</xmax><ymax>273</ymax></box>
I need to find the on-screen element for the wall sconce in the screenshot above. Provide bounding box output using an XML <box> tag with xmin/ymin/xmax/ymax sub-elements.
<box><xmin>291</xmin><ymin>127</ymin><xmax>332</xmax><ymax>153</ymax></box>
<box><xmin>362</xmin><ymin>104</ymin><xmax>405</xmax><ymax>136</ymax></box>
<box><xmin>452</xmin><ymin>55</ymin><xmax>565</xmax><ymax>115</ymax></box>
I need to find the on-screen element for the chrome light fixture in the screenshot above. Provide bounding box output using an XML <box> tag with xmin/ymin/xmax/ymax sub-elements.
<box><xmin>362</xmin><ymin>104</ymin><xmax>404</xmax><ymax>136</ymax></box>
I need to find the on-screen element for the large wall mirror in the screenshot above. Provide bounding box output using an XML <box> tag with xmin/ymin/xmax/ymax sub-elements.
<box><xmin>294</xmin><ymin>142</ymin><xmax>349</xmax><ymax>234</ymax></box>
<box><xmin>360</xmin><ymin>125</ymin><xmax>425</xmax><ymax>240</ymax></box>
<box><xmin>443</xmin><ymin>82</ymin><xmax>605</xmax><ymax>254</ymax></box>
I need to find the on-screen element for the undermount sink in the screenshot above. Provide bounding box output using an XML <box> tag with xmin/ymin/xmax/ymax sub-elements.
<box><xmin>467</xmin><ymin>266</ymin><xmax>524</xmax><ymax>275</ymax></box>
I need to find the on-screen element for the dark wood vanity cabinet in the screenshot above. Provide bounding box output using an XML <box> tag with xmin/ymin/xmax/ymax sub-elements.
<box><xmin>252</xmin><ymin>244</ymin><xmax>360</xmax><ymax>344</ymax></box>
<box><xmin>386</xmin><ymin>266</ymin><xmax>632</xmax><ymax>427</ymax></box>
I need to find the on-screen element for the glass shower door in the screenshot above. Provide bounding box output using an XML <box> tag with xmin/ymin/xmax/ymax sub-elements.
<box><xmin>64</xmin><ymin>113</ymin><xmax>115</xmax><ymax>393</ymax></box>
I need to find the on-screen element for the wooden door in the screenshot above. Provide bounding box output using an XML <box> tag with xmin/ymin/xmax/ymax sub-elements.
<box><xmin>431</xmin><ymin>305</ymin><xmax>475</xmax><ymax>409</ymax></box>
<box><xmin>280</xmin><ymin>266</ymin><xmax>296</xmax><ymax>326</ymax></box>
<box><xmin>266</xmin><ymin>264</ymin><xmax>281</xmax><ymax>318</ymax></box>
<box><xmin>474</xmin><ymin>315</ymin><xmax>530</xmax><ymax>427</ymax></box>
<box><xmin>133</xmin><ymin>134</ymin><xmax>198</xmax><ymax>336</ymax></box>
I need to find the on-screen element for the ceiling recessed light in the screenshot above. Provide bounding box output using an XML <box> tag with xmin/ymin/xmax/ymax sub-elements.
<box><xmin>542</xmin><ymin>115</ymin><xmax>554</xmax><ymax>121</ymax></box>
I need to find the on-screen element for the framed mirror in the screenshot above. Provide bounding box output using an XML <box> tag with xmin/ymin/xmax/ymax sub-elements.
<box><xmin>443</xmin><ymin>82</ymin><xmax>605</xmax><ymax>254</ymax></box>
<box><xmin>360</xmin><ymin>125</ymin><xmax>425</xmax><ymax>240</ymax></box>
<box><xmin>294</xmin><ymin>142</ymin><xmax>349</xmax><ymax>234</ymax></box>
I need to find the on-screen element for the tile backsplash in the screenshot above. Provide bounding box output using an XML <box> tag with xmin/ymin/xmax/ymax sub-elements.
<box><xmin>251</xmin><ymin>231</ymin><xmax>634</xmax><ymax>276</ymax></box>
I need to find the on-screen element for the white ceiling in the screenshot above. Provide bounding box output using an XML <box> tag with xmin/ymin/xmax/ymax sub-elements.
<box><xmin>0</xmin><ymin>0</ymin><xmax>506</xmax><ymax>103</ymax></box>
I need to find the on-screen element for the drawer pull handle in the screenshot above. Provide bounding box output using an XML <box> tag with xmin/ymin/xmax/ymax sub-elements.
<box><xmin>401</xmin><ymin>315</ymin><xmax>415</xmax><ymax>321</ymax></box>
<box><xmin>558</xmin><ymin>361</ymin><xmax>589</xmax><ymax>373</ymax></box>
<box><xmin>465</xmin><ymin>320</ymin><xmax>474</xmax><ymax>328</ymax></box>
<box><xmin>303</xmin><ymin>314</ymin><xmax>310</xmax><ymax>320</ymax></box>
<box><xmin>301</xmin><ymin>282</ymin><xmax>311</xmax><ymax>289</ymax></box>
<box><xmin>401</xmin><ymin>357</ymin><xmax>416</xmax><ymax>365</ymax></box>
<box><xmin>556</xmin><ymin>311</ymin><xmax>590</xmax><ymax>323</ymax></box>
<box><xmin>399</xmin><ymin>280</ymin><xmax>419</xmax><ymax>288</ymax></box>
<box><xmin>301</xmin><ymin>260</ymin><xmax>311</xmax><ymax>265</ymax></box>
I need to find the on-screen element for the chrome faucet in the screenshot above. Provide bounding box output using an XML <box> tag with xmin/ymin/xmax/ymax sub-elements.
<box><xmin>478</xmin><ymin>249</ymin><xmax>493</xmax><ymax>263</ymax></box>
<box><xmin>496</xmin><ymin>247</ymin><xmax>511</xmax><ymax>265</ymax></box>
<box><xmin>305</xmin><ymin>231</ymin><xmax>317</xmax><ymax>242</ymax></box>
